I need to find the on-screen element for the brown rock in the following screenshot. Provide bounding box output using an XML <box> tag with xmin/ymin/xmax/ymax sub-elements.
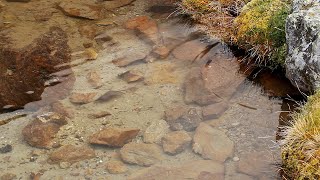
<box><xmin>164</xmin><ymin>106</ymin><xmax>203</xmax><ymax>131</ymax></box>
<box><xmin>51</xmin><ymin>102</ymin><xmax>74</xmax><ymax>119</ymax></box>
<box><xmin>202</xmin><ymin>101</ymin><xmax>228</xmax><ymax>120</ymax></box>
<box><xmin>0</xmin><ymin>173</ymin><xmax>16</xmax><ymax>180</ymax></box>
<box><xmin>106</xmin><ymin>160</ymin><xmax>127</xmax><ymax>174</ymax></box>
<box><xmin>119</xmin><ymin>70</ymin><xmax>144</xmax><ymax>83</ymax></box>
<box><xmin>193</xmin><ymin>123</ymin><xmax>234</xmax><ymax>162</ymax></box>
<box><xmin>22</xmin><ymin>113</ymin><xmax>67</xmax><ymax>148</ymax></box>
<box><xmin>6</xmin><ymin>0</ymin><xmax>30</xmax><ymax>2</ymax></box>
<box><xmin>125</xmin><ymin>16</ymin><xmax>160</xmax><ymax>44</ymax></box>
<box><xmin>94</xmin><ymin>33</ymin><xmax>113</xmax><ymax>45</ymax></box>
<box><xmin>152</xmin><ymin>45</ymin><xmax>170</xmax><ymax>59</ymax></box>
<box><xmin>128</xmin><ymin>160</ymin><xmax>224</xmax><ymax>180</ymax></box>
<box><xmin>87</xmin><ymin>111</ymin><xmax>111</xmax><ymax>119</ymax></box>
<box><xmin>104</xmin><ymin>0</ymin><xmax>135</xmax><ymax>10</ymax></box>
<box><xmin>0</xmin><ymin>27</ymin><xmax>71</xmax><ymax>112</ymax></box>
<box><xmin>238</xmin><ymin>152</ymin><xmax>274</xmax><ymax>177</ymax></box>
<box><xmin>112</xmin><ymin>52</ymin><xmax>147</xmax><ymax>67</ymax></box>
<box><xmin>95</xmin><ymin>91</ymin><xmax>123</xmax><ymax>103</ymax></box>
<box><xmin>58</xmin><ymin>2</ymin><xmax>104</xmax><ymax>20</ymax></box>
<box><xmin>49</xmin><ymin>145</ymin><xmax>95</xmax><ymax>164</ymax></box>
<box><xmin>143</xmin><ymin>120</ymin><xmax>170</xmax><ymax>144</ymax></box>
<box><xmin>120</xmin><ymin>142</ymin><xmax>163</xmax><ymax>166</ymax></box>
<box><xmin>89</xmin><ymin>128</ymin><xmax>139</xmax><ymax>147</ymax></box>
<box><xmin>69</xmin><ymin>92</ymin><xmax>97</xmax><ymax>104</ymax></box>
<box><xmin>86</xmin><ymin>71</ymin><xmax>102</xmax><ymax>88</ymax></box>
<box><xmin>162</xmin><ymin>131</ymin><xmax>191</xmax><ymax>155</ymax></box>
<box><xmin>172</xmin><ymin>39</ymin><xmax>210</xmax><ymax>61</ymax></box>
<box><xmin>84</xmin><ymin>48</ymin><xmax>98</xmax><ymax>60</ymax></box>
<box><xmin>78</xmin><ymin>25</ymin><xmax>97</xmax><ymax>39</ymax></box>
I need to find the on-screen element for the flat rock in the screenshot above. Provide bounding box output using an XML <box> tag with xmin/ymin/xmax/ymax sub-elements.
<box><xmin>172</xmin><ymin>39</ymin><xmax>209</xmax><ymax>61</ymax></box>
<box><xmin>58</xmin><ymin>2</ymin><xmax>104</xmax><ymax>20</ymax></box>
<box><xmin>87</xmin><ymin>111</ymin><xmax>111</xmax><ymax>119</ymax></box>
<box><xmin>49</xmin><ymin>145</ymin><xmax>95</xmax><ymax>164</ymax></box>
<box><xmin>152</xmin><ymin>45</ymin><xmax>170</xmax><ymax>59</ymax></box>
<box><xmin>112</xmin><ymin>52</ymin><xmax>147</xmax><ymax>67</ymax></box>
<box><xmin>119</xmin><ymin>70</ymin><xmax>144</xmax><ymax>83</ymax></box>
<box><xmin>95</xmin><ymin>91</ymin><xmax>123</xmax><ymax>103</ymax></box>
<box><xmin>106</xmin><ymin>160</ymin><xmax>127</xmax><ymax>174</ymax></box>
<box><xmin>120</xmin><ymin>142</ymin><xmax>163</xmax><ymax>166</ymax></box>
<box><xmin>51</xmin><ymin>102</ymin><xmax>74</xmax><ymax>119</ymax></box>
<box><xmin>164</xmin><ymin>106</ymin><xmax>203</xmax><ymax>131</ymax></box>
<box><xmin>125</xmin><ymin>16</ymin><xmax>160</xmax><ymax>44</ymax></box>
<box><xmin>202</xmin><ymin>101</ymin><xmax>229</xmax><ymax>120</ymax></box>
<box><xmin>128</xmin><ymin>160</ymin><xmax>224</xmax><ymax>180</ymax></box>
<box><xmin>78</xmin><ymin>25</ymin><xmax>98</xmax><ymax>39</ymax></box>
<box><xmin>22</xmin><ymin>113</ymin><xmax>67</xmax><ymax>149</ymax></box>
<box><xmin>193</xmin><ymin>123</ymin><xmax>234</xmax><ymax>162</ymax></box>
<box><xmin>162</xmin><ymin>131</ymin><xmax>191</xmax><ymax>155</ymax></box>
<box><xmin>69</xmin><ymin>92</ymin><xmax>97</xmax><ymax>104</ymax></box>
<box><xmin>89</xmin><ymin>128</ymin><xmax>139</xmax><ymax>147</ymax></box>
<box><xmin>238</xmin><ymin>152</ymin><xmax>274</xmax><ymax>177</ymax></box>
<box><xmin>104</xmin><ymin>0</ymin><xmax>135</xmax><ymax>10</ymax></box>
<box><xmin>143</xmin><ymin>120</ymin><xmax>170</xmax><ymax>144</ymax></box>
<box><xmin>86</xmin><ymin>71</ymin><xmax>102</xmax><ymax>88</ymax></box>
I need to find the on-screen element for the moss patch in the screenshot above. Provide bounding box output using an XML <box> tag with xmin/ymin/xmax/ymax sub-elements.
<box><xmin>282</xmin><ymin>91</ymin><xmax>320</xmax><ymax>179</ymax></box>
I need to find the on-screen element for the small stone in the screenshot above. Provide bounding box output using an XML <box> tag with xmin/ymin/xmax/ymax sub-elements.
<box><xmin>193</xmin><ymin>123</ymin><xmax>234</xmax><ymax>162</ymax></box>
<box><xmin>152</xmin><ymin>45</ymin><xmax>170</xmax><ymax>59</ymax></box>
<box><xmin>96</xmin><ymin>19</ymin><xmax>114</xmax><ymax>26</ymax></box>
<box><xmin>49</xmin><ymin>145</ymin><xmax>95</xmax><ymax>164</ymax></box>
<box><xmin>162</xmin><ymin>131</ymin><xmax>191</xmax><ymax>155</ymax></box>
<box><xmin>69</xmin><ymin>92</ymin><xmax>97</xmax><ymax>104</ymax></box>
<box><xmin>112</xmin><ymin>52</ymin><xmax>147</xmax><ymax>67</ymax></box>
<box><xmin>58</xmin><ymin>2</ymin><xmax>104</xmax><ymax>20</ymax></box>
<box><xmin>238</xmin><ymin>152</ymin><xmax>273</xmax><ymax>177</ymax></box>
<box><xmin>88</xmin><ymin>111</ymin><xmax>111</xmax><ymax>119</ymax></box>
<box><xmin>0</xmin><ymin>144</ymin><xmax>12</xmax><ymax>154</ymax></box>
<box><xmin>106</xmin><ymin>160</ymin><xmax>127</xmax><ymax>174</ymax></box>
<box><xmin>95</xmin><ymin>91</ymin><xmax>123</xmax><ymax>103</ymax></box>
<box><xmin>0</xmin><ymin>173</ymin><xmax>16</xmax><ymax>180</ymax></box>
<box><xmin>119</xmin><ymin>70</ymin><xmax>144</xmax><ymax>83</ymax></box>
<box><xmin>78</xmin><ymin>25</ymin><xmax>97</xmax><ymax>39</ymax></box>
<box><xmin>89</xmin><ymin>128</ymin><xmax>139</xmax><ymax>147</ymax></box>
<box><xmin>233</xmin><ymin>156</ymin><xmax>240</xmax><ymax>162</ymax></box>
<box><xmin>164</xmin><ymin>106</ymin><xmax>203</xmax><ymax>131</ymax></box>
<box><xmin>143</xmin><ymin>120</ymin><xmax>170</xmax><ymax>144</ymax></box>
<box><xmin>84</xmin><ymin>48</ymin><xmax>98</xmax><ymax>60</ymax></box>
<box><xmin>86</xmin><ymin>71</ymin><xmax>102</xmax><ymax>88</ymax></box>
<box><xmin>51</xmin><ymin>102</ymin><xmax>74</xmax><ymax>119</ymax></box>
<box><xmin>59</xmin><ymin>162</ymin><xmax>71</xmax><ymax>169</ymax></box>
<box><xmin>94</xmin><ymin>33</ymin><xmax>113</xmax><ymax>45</ymax></box>
<box><xmin>83</xmin><ymin>42</ymin><xmax>93</xmax><ymax>48</ymax></box>
<box><xmin>202</xmin><ymin>102</ymin><xmax>228</xmax><ymax>120</ymax></box>
<box><xmin>120</xmin><ymin>142</ymin><xmax>163</xmax><ymax>166</ymax></box>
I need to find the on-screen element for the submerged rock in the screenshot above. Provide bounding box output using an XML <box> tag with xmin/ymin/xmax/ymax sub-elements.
<box><xmin>285</xmin><ymin>0</ymin><xmax>320</xmax><ymax>92</ymax></box>
<box><xmin>48</xmin><ymin>145</ymin><xmax>95</xmax><ymax>164</ymax></box>
<box><xmin>104</xmin><ymin>0</ymin><xmax>135</xmax><ymax>10</ymax></box>
<box><xmin>58</xmin><ymin>2</ymin><xmax>104</xmax><ymax>20</ymax></box>
<box><xmin>86</xmin><ymin>71</ymin><xmax>103</xmax><ymax>88</ymax></box>
<box><xmin>162</xmin><ymin>131</ymin><xmax>191</xmax><ymax>155</ymax></box>
<box><xmin>143</xmin><ymin>120</ymin><xmax>170</xmax><ymax>144</ymax></box>
<box><xmin>0</xmin><ymin>27</ymin><xmax>72</xmax><ymax>111</ymax></box>
<box><xmin>106</xmin><ymin>160</ymin><xmax>128</xmax><ymax>174</ymax></box>
<box><xmin>89</xmin><ymin>128</ymin><xmax>139</xmax><ymax>147</ymax></box>
<box><xmin>120</xmin><ymin>142</ymin><xmax>163</xmax><ymax>166</ymax></box>
<box><xmin>95</xmin><ymin>91</ymin><xmax>123</xmax><ymax>103</ymax></box>
<box><xmin>69</xmin><ymin>92</ymin><xmax>97</xmax><ymax>104</ymax></box>
<box><xmin>119</xmin><ymin>70</ymin><xmax>144</xmax><ymax>83</ymax></box>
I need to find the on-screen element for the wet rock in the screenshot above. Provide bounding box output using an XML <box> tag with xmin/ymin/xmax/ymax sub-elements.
<box><xmin>162</xmin><ymin>131</ymin><xmax>191</xmax><ymax>155</ymax></box>
<box><xmin>184</xmin><ymin>58</ymin><xmax>244</xmax><ymax>106</ymax></box>
<box><xmin>106</xmin><ymin>160</ymin><xmax>127</xmax><ymax>174</ymax></box>
<box><xmin>58</xmin><ymin>2</ymin><xmax>104</xmax><ymax>20</ymax></box>
<box><xmin>95</xmin><ymin>91</ymin><xmax>123</xmax><ymax>103</ymax></box>
<box><xmin>6</xmin><ymin>0</ymin><xmax>30</xmax><ymax>2</ymax></box>
<box><xmin>202</xmin><ymin>102</ymin><xmax>229</xmax><ymax>120</ymax></box>
<box><xmin>78</xmin><ymin>25</ymin><xmax>98</xmax><ymax>39</ymax></box>
<box><xmin>128</xmin><ymin>160</ymin><xmax>224</xmax><ymax>180</ymax></box>
<box><xmin>88</xmin><ymin>111</ymin><xmax>111</xmax><ymax>119</ymax></box>
<box><xmin>94</xmin><ymin>33</ymin><xmax>113</xmax><ymax>45</ymax></box>
<box><xmin>143</xmin><ymin>120</ymin><xmax>170</xmax><ymax>144</ymax></box>
<box><xmin>83</xmin><ymin>42</ymin><xmax>93</xmax><ymax>48</ymax></box>
<box><xmin>172</xmin><ymin>39</ymin><xmax>210</xmax><ymax>61</ymax></box>
<box><xmin>33</xmin><ymin>9</ymin><xmax>53</xmax><ymax>21</ymax></box>
<box><xmin>69</xmin><ymin>92</ymin><xmax>97</xmax><ymax>104</ymax></box>
<box><xmin>0</xmin><ymin>27</ymin><xmax>71</xmax><ymax>111</ymax></box>
<box><xmin>104</xmin><ymin>0</ymin><xmax>135</xmax><ymax>10</ymax></box>
<box><xmin>22</xmin><ymin>113</ymin><xmax>67</xmax><ymax>149</ymax></box>
<box><xmin>0</xmin><ymin>173</ymin><xmax>16</xmax><ymax>180</ymax></box>
<box><xmin>112</xmin><ymin>52</ymin><xmax>147</xmax><ymax>67</ymax></box>
<box><xmin>51</xmin><ymin>102</ymin><xmax>74</xmax><ymax>119</ymax></box>
<box><xmin>89</xmin><ymin>128</ymin><xmax>139</xmax><ymax>147</ymax></box>
<box><xmin>164</xmin><ymin>106</ymin><xmax>203</xmax><ymax>131</ymax></box>
<box><xmin>230</xmin><ymin>173</ymin><xmax>254</xmax><ymax>180</ymax></box>
<box><xmin>238</xmin><ymin>152</ymin><xmax>273</xmax><ymax>177</ymax></box>
<box><xmin>86</xmin><ymin>71</ymin><xmax>102</xmax><ymax>88</ymax></box>
<box><xmin>120</xmin><ymin>142</ymin><xmax>163</xmax><ymax>166</ymax></box>
<box><xmin>49</xmin><ymin>145</ymin><xmax>95</xmax><ymax>164</ymax></box>
<box><xmin>125</xmin><ymin>16</ymin><xmax>160</xmax><ymax>44</ymax></box>
<box><xmin>0</xmin><ymin>144</ymin><xmax>12</xmax><ymax>154</ymax></box>
<box><xmin>96</xmin><ymin>19</ymin><xmax>114</xmax><ymax>26</ymax></box>
<box><xmin>152</xmin><ymin>45</ymin><xmax>170</xmax><ymax>59</ymax></box>
<box><xmin>119</xmin><ymin>70</ymin><xmax>144</xmax><ymax>83</ymax></box>
<box><xmin>193</xmin><ymin>123</ymin><xmax>234</xmax><ymax>162</ymax></box>
<box><xmin>84</xmin><ymin>48</ymin><xmax>98</xmax><ymax>60</ymax></box>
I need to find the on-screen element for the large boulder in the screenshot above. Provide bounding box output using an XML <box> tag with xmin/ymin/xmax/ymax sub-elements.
<box><xmin>285</xmin><ymin>0</ymin><xmax>320</xmax><ymax>92</ymax></box>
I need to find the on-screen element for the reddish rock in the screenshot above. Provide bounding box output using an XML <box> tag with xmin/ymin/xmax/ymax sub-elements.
<box><xmin>51</xmin><ymin>102</ymin><xmax>74</xmax><ymax>119</ymax></box>
<box><xmin>22</xmin><ymin>113</ymin><xmax>67</xmax><ymax>149</ymax></box>
<box><xmin>128</xmin><ymin>160</ymin><xmax>224</xmax><ymax>180</ymax></box>
<box><xmin>152</xmin><ymin>45</ymin><xmax>170</xmax><ymax>59</ymax></box>
<box><xmin>87</xmin><ymin>111</ymin><xmax>111</xmax><ymax>119</ymax></box>
<box><xmin>87</xmin><ymin>71</ymin><xmax>102</xmax><ymax>88</ymax></box>
<box><xmin>106</xmin><ymin>160</ymin><xmax>127</xmax><ymax>174</ymax></box>
<box><xmin>162</xmin><ymin>131</ymin><xmax>191</xmax><ymax>155</ymax></box>
<box><xmin>78</xmin><ymin>25</ymin><xmax>98</xmax><ymax>39</ymax></box>
<box><xmin>95</xmin><ymin>91</ymin><xmax>123</xmax><ymax>103</ymax></box>
<box><xmin>49</xmin><ymin>145</ymin><xmax>95</xmax><ymax>164</ymax></box>
<box><xmin>0</xmin><ymin>27</ymin><xmax>71</xmax><ymax>112</ymax></box>
<box><xmin>89</xmin><ymin>128</ymin><xmax>139</xmax><ymax>147</ymax></box>
<box><xmin>104</xmin><ymin>0</ymin><xmax>135</xmax><ymax>10</ymax></box>
<box><xmin>119</xmin><ymin>70</ymin><xmax>144</xmax><ymax>83</ymax></box>
<box><xmin>58</xmin><ymin>2</ymin><xmax>104</xmax><ymax>20</ymax></box>
<box><xmin>120</xmin><ymin>142</ymin><xmax>163</xmax><ymax>166</ymax></box>
<box><xmin>125</xmin><ymin>16</ymin><xmax>160</xmax><ymax>44</ymax></box>
<box><xmin>193</xmin><ymin>123</ymin><xmax>234</xmax><ymax>162</ymax></box>
<box><xmin>202</xmin><ymin>102</ymin><xmax>229</xmax><ymax>120</ymax></box>
<box><xmin>164</xmin><ymin>106</ymin><xmax>203</xmax><ymax>131</ymax></box>
<box><xmin>69</xmin><ymin>92</ymin><xmax>97</xmax><ymax>104</ymax></box>
<box><xmin>112</xmin><ymin>52</ymin><xmax>147</xmax><ymax>67</ymax></box>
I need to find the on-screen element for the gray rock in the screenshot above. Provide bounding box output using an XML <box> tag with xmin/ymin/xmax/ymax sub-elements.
<box><xmin>285</xmin><ymin>1</ymin><xmax>320</xmax><ymax>91</ymax></box>
<box><xmin>143</xmin><ymin>120</ymin><xmax>170</xmax><ymax>144</ymax></box>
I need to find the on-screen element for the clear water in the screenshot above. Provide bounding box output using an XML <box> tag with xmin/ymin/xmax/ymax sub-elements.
<box><xmin>0</xmin><ymin>0</ymin><xmax>301</xmax><ymax>179</ymax></box>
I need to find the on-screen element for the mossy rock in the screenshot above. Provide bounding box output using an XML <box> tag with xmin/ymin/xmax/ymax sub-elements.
<box><xmin>233</xmin><ymin>0</ymin><xmax>291</xmax><ymax>66</ymax></box>
<box><xmin>281</xmin><ymin>91</ymin><xmax>320</xmax><ymax>179</ymax></box>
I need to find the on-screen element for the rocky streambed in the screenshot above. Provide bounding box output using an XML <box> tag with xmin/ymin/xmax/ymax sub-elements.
<box><xmin>0</xmin><ymin>0</ymin><xmax>301</xmax><ymax>179</ymax></box>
